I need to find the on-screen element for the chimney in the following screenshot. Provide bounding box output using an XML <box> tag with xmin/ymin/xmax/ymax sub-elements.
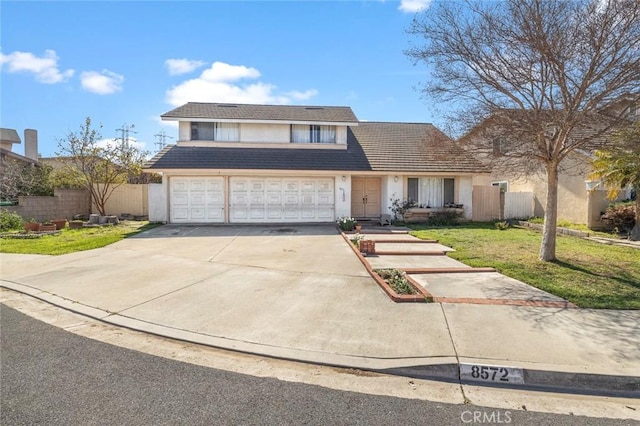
<box><xmin>24</xmin><ymin>129</ymin><xmax>38</xmax><ymax>161</ymax></box>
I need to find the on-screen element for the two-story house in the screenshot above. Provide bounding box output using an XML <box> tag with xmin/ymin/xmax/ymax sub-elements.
<box><xmin>457</xmin><ymin>97</ymin><xmax>638</xmax><ymax>228</ymax></box>
<box><xmin>143</xmin><ymin>102</ymin><xmax>490</xmax><ymax>224</ymax></box>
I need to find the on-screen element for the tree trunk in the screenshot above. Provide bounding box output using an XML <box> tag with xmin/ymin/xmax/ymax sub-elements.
<box><xmin>539</xmin><ymin>162</ymin><xmax>559</xmax><ymax>261</ymax></box>
<box><xmin>631</xmin><ymin>194</ymin><xmax>640</xmax><ymax>241</ymax></box>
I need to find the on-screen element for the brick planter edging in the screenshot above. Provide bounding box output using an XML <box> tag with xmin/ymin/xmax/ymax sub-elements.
<box><xmin>340</xmin><ymin>232</ymin><xmax>434</xmax><ymax>303</ymax></box>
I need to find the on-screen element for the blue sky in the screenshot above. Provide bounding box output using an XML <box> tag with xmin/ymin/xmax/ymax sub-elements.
<box><xmin>1</xmin><ymin>0</ymin><xmax>437</xmax><ymax>157</ymax></box>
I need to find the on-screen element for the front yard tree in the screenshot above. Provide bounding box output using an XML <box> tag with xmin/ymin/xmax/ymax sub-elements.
<box><xmin>57</xmin><ymin>117</ymin><xmax>149</xmax><ymax>216</ymax></box>
<box><xmin>590</xmin><ymin>123</ymin><xmax>640</xmax><ymax>241</ymax></box>
<box><xmin>406</xmin><ymin>0</ymin><xmax>640</xmax><ymax>261</ymax></box>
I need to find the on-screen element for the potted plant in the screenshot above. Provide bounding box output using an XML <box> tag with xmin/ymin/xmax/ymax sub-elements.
<box><xmin>337</xmin><ymin>217</ymin><xmax>357</xmax><ymax>232</ymax></box>
<box><xmin>39</xmin><ymin>221</ymin><xmax>57</xmax><ymax>232</ymax></box>
<box><xmin>24</xmin><ymin>218</ymin><xmax>39</xmax><ymax>232</ymax></box>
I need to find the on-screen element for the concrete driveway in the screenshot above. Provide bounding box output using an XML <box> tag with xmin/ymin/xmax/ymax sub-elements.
<box><xmin>0</xmin><ymin>225</ymin><xmax>456</xmax><ymax>371</ymax></box>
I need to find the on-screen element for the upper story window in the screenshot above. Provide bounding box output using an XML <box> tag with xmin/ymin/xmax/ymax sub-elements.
<box><xmin>492</xmin><ymin>137</ymin><xmax>511</xmax><ymax>156</ymax></box>
<box><xmin>291</xmin><ymin>125</ymin><xmax>336</xmax><ymax>144</ymax></box>
<box><xmin>191</xmin><ymin>122</ymin><xmax>239</xmax><ymax>141</ymax></box>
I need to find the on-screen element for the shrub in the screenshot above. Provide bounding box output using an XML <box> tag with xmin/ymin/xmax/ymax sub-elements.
<box><xmin>336</xmin><ymin>217</ymin><xmax>357</xmax><ymax>231</ymax></box>
<box><xmin>601</xmin><ymin>202</ymin><xmax>636</xmax><ymax>234</ymax></box>
<box><xmin>494</xmin><ymin>220</ymin><xmax>509</xmax><ymax>230</ymax></box>
<box><xmin>374</xmin><ymin>268</ymin><xmax>416</xmax><ymax>295</ymax></box>
<box><xmin>0</xmin><ymin>209</ymin><xmax>24</xmax><ymax>231</ymax></box>
<box><xmin>390</xmin><ymin>198</ymin><xmax>417</xmax><ymax>221</ymax></box>
<box><xmin>428</xmin><ymin>209</ymin><xmax>464</xmax><ymax>226</ymax></box>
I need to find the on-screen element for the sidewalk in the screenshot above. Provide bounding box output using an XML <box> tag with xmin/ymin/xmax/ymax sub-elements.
<box><xmin>1</xmin><ymin>224</ymin><xmax>638</xmax><ymax>397</ymax></box>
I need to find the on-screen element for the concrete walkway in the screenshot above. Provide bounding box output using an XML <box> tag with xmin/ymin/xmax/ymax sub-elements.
<box><xmin>1</xmin><ymin>224</ymin><xmax>638</xmax><ymax>397</ymax></box>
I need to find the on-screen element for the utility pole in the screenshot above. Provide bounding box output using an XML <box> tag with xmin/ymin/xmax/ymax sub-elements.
<box><xmin>116</xmin><ymin>123</ymin><xmax>137</xmax><ymax>149</ymax></box>
<box><xmin>153</xmin><ymin>129</ymin><xmax>175</xmax><ymax>152</ymax></box>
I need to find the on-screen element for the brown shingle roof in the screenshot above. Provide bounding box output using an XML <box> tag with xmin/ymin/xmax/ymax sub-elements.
<box><xmin>350</xmin><ymin>122</ymin><xmax>490</xmax><ymax>173</ymax></box>
<box><xmin>162</xmin><ymin>102</ymin><xmax>359</xmax><ymax>123</ymax></box>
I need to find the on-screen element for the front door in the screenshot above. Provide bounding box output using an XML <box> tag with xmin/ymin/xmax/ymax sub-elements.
<box><xmin>351</xmin><ymin>177</ymin><xmax>381</xmax><ymax>219</ymax></box>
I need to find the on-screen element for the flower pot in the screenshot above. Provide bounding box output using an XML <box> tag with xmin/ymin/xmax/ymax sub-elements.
<box><xmin>51</xmin><ymin>219</ymin><xmax>67</xmax><ymax>230</ymax></box>
<box><xmin>69</xmin><ymin>221</ymin><xmax>84</xmax><ymax>229</ymax></box>
<box><xmin>355</xmin><ymin>225</ymin><xmax>362</xmax><ymax>232</ymax></box>
<box><xmin>39</xmin><ymin>224</ymin><xmax>57</xmax><ymax>232</ymax></box>
<box><xmin>24</xmin><ymin>222</ymin><xmax>40</xmax><ymax>232</ymax></box>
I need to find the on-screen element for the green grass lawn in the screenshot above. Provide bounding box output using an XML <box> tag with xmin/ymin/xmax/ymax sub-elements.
<box><xmin>0</xmin><ymin>221</ymin><xmax>159</xmax><ymax>255</ymax></box>
<box><xmin>409</xmin><ymin>223</ymin><xmax>640</xmax><ymax>310</ymax></box>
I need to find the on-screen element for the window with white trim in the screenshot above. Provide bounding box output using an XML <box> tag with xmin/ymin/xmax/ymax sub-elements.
<box><xmin>191</xmin><ymin>122</ymin><xmax>239</xmax><ymax>141</ymax></box>
<box><xmin>491</xmin><ymin>181</ymin><xmax>509</xmax><ymax>192</ymax></box>
<box><xmin>407</xmin><ymin>178</ymin><xmax>455</xmax><ymax>208</ymax></box>
<box><xmin>291</xmin><ymin>125</ymin><xmax>336</xmax><ymax>143</ymax></box>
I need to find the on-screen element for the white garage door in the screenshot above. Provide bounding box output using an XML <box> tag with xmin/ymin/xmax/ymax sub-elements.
<box><xmin>229</xmin><ymin>177</ymin><xmax>334</xmax><ymax>223</ymax></box>
<box><xmin>170</xmin><ymin>177</ymin><xmax>225</xmax><ymax>223</ymax></box>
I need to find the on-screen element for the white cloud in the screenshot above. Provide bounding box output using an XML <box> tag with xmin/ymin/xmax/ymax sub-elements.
<box><xmin>98</xmin><ymin>137</ymin><xmax>147</xmax><ymax>152</ymax></box>
<box><xmin>286</xmin><ymin>89</ymin><xmax>319</xmax><ymax>100</ymax></box>
<box><xmin>80</xmin><ymin>70</ymin><xmax>124</xmax><ymax>95</ymax></box>
<box><xmin>165</xmin><ymin>61</ymin><xmax>317</xmax><ymax>107</ymax></box>
<box><xmin>0</xmin><ymin>49</ymin><xmax>74</xmax><ymax>83</ymax></box>
<box><xmin>165</xmin><ymin>58</ymin><xmax>206</xmax><ymax>75</ymax></box>
<box><xmin>399</xmin><ymin>0</ymin><xmax>432</xmax><ymax>13</ymax></box>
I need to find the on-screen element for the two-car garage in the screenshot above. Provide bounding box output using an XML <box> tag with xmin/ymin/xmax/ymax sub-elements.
<box><xmin>170</xmin><ymin>177</ymin><xmax>335</xmax><ymax>224</ymax></box>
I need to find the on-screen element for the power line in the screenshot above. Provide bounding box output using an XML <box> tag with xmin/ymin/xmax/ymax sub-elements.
<box><xmin>115</xmin><ymin>123</ymin><xmax>138</xmax><ymax>149</ymax></box>
<box><xmin>153</xmin><ymin>129</ymin><xmax>175</xmax><ymax>151</ymax></box>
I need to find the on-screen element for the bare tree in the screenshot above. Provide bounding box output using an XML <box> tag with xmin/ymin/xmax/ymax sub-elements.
<box><xmin>57</xmin><ymin>117</ymin><xmax>149</xmax><ymax>216</ymax></box>
<box><xmin>0</xmin><ymin>158</ymin><xmax>53</xmax><ymax>202</ymax></box>
<box><xmin>406</xmin><ymin>0</ymin><xmax>640</xmax><ymax>261</ymax></box>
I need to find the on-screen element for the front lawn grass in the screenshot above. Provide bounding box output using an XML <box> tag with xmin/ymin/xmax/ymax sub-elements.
<box><xmin>409</xmin><ymin>223</ymin><xmax>640</xmax><ymax>309</ymax></box>
<box><xmin>0</xmin><ymin>221</ymin><xmax>159</xmax><ymax>255</ymax></box>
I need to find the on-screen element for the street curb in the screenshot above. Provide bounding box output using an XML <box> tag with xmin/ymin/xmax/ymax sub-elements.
<box><xmin>2</xmin><ymin>282</ymin><xmax>639</xmax><ymax>398</ymax></box>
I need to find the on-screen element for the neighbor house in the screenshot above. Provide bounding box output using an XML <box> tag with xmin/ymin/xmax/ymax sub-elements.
<box><xmin>0</xmin><ymin>128</ymin><xmax>39</xmax><ymax>166</ymax></box>
<box><xmin>457</xmin><ymin>97</ymin><xmax>639</xmax><ymax>228</ymax></box>
<box><xmin>143</xmin><ymin>102</ymin><xmax>490</xmax><ymax>224</ymax></box>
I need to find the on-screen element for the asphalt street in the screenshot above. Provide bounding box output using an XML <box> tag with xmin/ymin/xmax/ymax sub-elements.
<box><xmin>2</xmin><ymin>305</ymin><xmax>636</xmax><ymax>426</ymax></box>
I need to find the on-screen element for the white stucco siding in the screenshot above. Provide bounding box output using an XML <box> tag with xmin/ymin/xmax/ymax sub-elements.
<box><xmin>336</xmin><ymin>127</ymin><xmax>348</xmax><ymax>145</ymax></box>
<box><xmin>335</xmin><ymin>175</ymin><xmax>351</xmax><ymax>218</ymax></box>
<box><xmin>382</xmin><ymin>175</ymin><xmax>404</xmax><ymax>216</ymax></box>
<box><xmin>240</xmin><ymin>123</ymin><xmax>290</xmax><ymax>143</ymax></box>
<box><xmin>457</xmin><ymin>176</ymin><xmax>473</xmax><ymax>219</ymax></box>
<box><xmin>178</xmin><ymin>122</ymin><xmax>190</xmax><ymax>141</ymax></box>
<box><xmin>148</xmin><ymin>181</ymin><xmax>168</xmax><ymax>223</ymax></box>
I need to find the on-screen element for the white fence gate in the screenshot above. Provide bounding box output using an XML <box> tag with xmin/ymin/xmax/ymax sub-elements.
<box><xmin>504</xmin><ymin>192</ymin><xmax>534</xmax><ymax>219</ymax></box>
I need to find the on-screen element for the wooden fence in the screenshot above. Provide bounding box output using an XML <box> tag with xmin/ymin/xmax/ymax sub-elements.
<box><xmin>92</xmin><ymin>184</ymin><xmax>148</xmax><ymax>217</ymax></box>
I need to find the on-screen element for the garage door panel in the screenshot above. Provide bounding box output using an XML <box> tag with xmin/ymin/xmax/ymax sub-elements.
<box><xmin>266</xmin><ymin>193</ymin><xmax>282</xmax><ymax>204</ymax></box>
<box><xmin>250</xmin><ymin>208</ymin><xmax>265</xmax><ymax>219</ymax></box>
<box><xmin>191</xmin><ymin>193</ymin><xmax>205</xmax><ymax>205</ymax></box>
<box><xmin>284</xmin><ymin>194</ymin><xmax>299</xmax><ymax>205</ymax></box>
<box><xmin>173</xmin><ymin>207</ymin><xmax>189</xmax><ymax>220</ymax></box>
<box><xmin>317</xmin><ymin>208</ymin><xmax>334</xmax><ymax>219</ymax></box>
